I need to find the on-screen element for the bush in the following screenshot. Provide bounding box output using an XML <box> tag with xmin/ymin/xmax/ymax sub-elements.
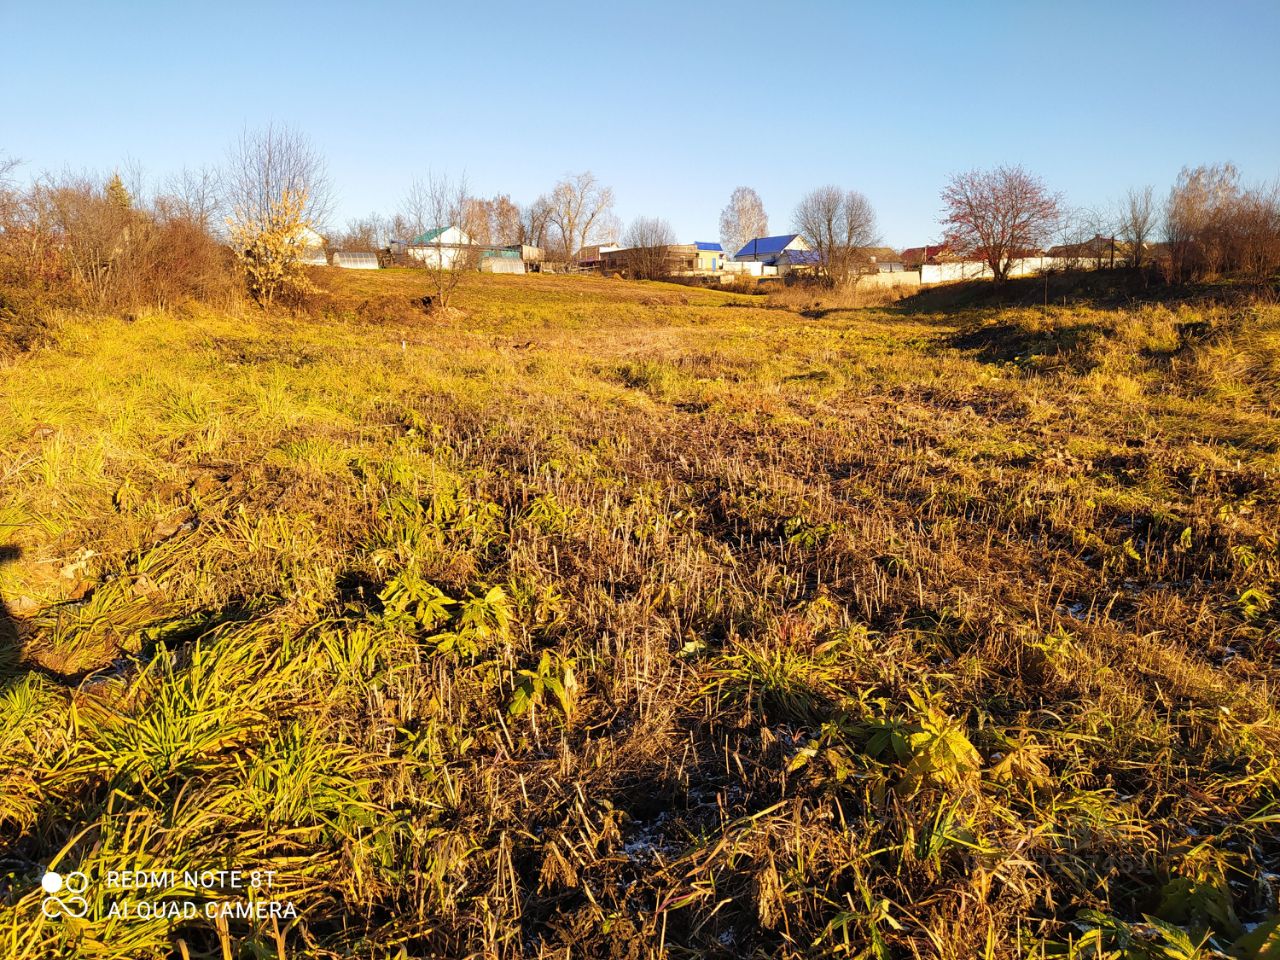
<box><xmin>0</xmin><ymin>172</ymin><xmax>240</xmax><ymax>317</ymax></box>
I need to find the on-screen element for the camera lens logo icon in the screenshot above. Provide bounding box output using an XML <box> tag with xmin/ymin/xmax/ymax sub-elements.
<box><xmin>40</xmin><ymin>870</ymin><xmax>89</xmax><ymax>919</ymax></box>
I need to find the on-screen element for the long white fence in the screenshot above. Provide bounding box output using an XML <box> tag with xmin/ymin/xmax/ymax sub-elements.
<box><xmin>919</xmin><ymin>256</ymin><xmax>1086</xmax><ymax>284</ymax></box>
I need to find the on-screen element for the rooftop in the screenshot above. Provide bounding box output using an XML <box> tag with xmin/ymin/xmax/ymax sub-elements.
<box><xmin>409</xmin><ymin>226</ymin><xmax>454</xmax><ymax>245</ymax></box>
<box><xmin>734</xmin><ymin>234</ymin><xmax>802</xmax><ymax>259</ymax></box>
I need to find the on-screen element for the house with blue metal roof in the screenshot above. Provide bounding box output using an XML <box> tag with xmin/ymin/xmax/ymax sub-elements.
<box><xmin>694</xmin><ymin>242</ymin><xmax>724</xmax><ymax>273</ymax></box>
<box><xmin>732</xmin><ymin>234</ymin><xmax>811</xmax><ymax>263</ymax></box>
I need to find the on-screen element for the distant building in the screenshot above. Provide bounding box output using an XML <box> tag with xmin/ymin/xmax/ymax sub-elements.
<box><xmin>332</xmin><ymin>251</ymin><xmax>379</xmax><ymax>270</ymax></box>
<box><xmin>410</xmin><ymin>226</ymin><xmax>471</xmax><ymax>246</ymax></box>
<box><xmin>900</xmin><ymin>244</ymin><xmax>952</xmax><ymax>269</ymax></box>
<box><xmin>600</xmin><ymin>244</ymin><xmax>698</xmax><ymax>277</ymax></box>
<box><xmin>293</xmin><ymin>225</ymin><xmax>328</xmax><ymax>266</ymax></box>
<box><xmin>402</xmin><ymin>226</ymin><xmax>476</xmax><ymax>270</ymax></box>
<box><xmin>774</xmin><ymin>249</ymin><xmax>822</xmax><ymax>275</ymax></box>
<box><xmin>861</xmin><ymin>247</ymin><xmax>904</xmax><ymax>272</ymax></box>
<box><xmin>694</xmin><ymin>242</ymin><xmax>724</xmax><ymax>272</ymax></box>
<box><xmin>577</xmin><ymin>243</ymin><xmax>621</xmax><ymax>269</ymax></box>
<box><xmin>508</xmin><ymin>244</ymin><xmax>544</xmax><ymax>266</ymax></box>
<box><xmin>1048</xmin><ymin>234</ymin><xmax>1123</xmax><ymax>266</ymax></box>
<box><xmin>733</xmin><ymin>234</ymin><xmax>810</xmax><ymax>262</ymax></box>
<box><xmin>731</xmin><ymin>237</ymin><xmax>904</xmax><ymax>278</ymax></box>
<box><xmin>723</xmin><ymin>260</ymin><xmax>777</xmax><ymax>278</ymax></box>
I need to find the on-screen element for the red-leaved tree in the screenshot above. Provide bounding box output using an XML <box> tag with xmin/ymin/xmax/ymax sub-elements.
<box><xmin>941</xmin><ymin>165</ymin><xmax>1062</xmax><ymax>283</ymax></box>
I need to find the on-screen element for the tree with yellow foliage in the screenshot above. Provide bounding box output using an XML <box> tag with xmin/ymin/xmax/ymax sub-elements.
<box><xmin>223</xmin><ymin>124</ymin><xmax>330</xmax><ymax>306</ymax></box>
<box><xmin>226</xmin><ymin>189</ymin><xmax>316</xmax><ymax>306</ymax></box>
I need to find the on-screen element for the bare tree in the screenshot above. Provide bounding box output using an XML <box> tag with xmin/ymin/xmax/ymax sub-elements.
<box><xmin>490</xmin><ymin>194</ymin><xmax>522</xmax><ymax>247</ymax></box>
<box><xmin>1085</xmin><ymin>207</ymin><xmax>1118</xmax><ymax>269</ymax></box>
<box><xmin>1117</xmin><ymin>186</ymin><xmax>1156</xmax><ymax>270</ymax></box>
<box><xmin>0</xmin><ymin>154</ymin><xmax>21</xmax><ymax>226</ymax></box>
<box><xmin>1051</xmin><ymin>207</ymin><xmax>1092</xmax><ymax>272</ymax></box>
<box><xmin>520</xmin><ymin>195</ymin><xmax>552</xmax><ymax>249</ymax></box>
<box><xmin>462</xmin><ymin>197</ymin><xmax>493</xmax><ymax>245</ymax></box>
<box><xmin>719</xmin><ymin>186</ymin><xmax>769</xmax><ymax>259</ymax></box>
<box><xmin>0</xmin><ymin>153</ymin><xmax>18</xmax><ymax>188</ymax></box>
<box><xmin>1234</xmin><ymin>182</ymin><xmax>1280</xmax><ymax>280</ymax></box>
<box><xmin>224</xmin><ymin>123</ymin><xmax>332</xmax><ymax>235</ymax></box>
<box><xmin>1165</xmin><ymin>163</ymin><xmax>1241</xmax><ymax>281</ymax></box>
<box><xmin>546</xmin><ymin>172</ymin><xmax>614</xmax><ymax>261</ymax></box>
<box><xmin>1058</xmin><ymin>206</ymin><xmax>1116</xmax><ymax>270</ymax></box>
<box><xmin>1167</xmin><ymin>165</ymin><xmax>1223</xmax><ymax>281</ymax></box>
<box><xmin>336</xmin><ymin>213</ymin><xmax>391</xmax><ymax>251</ymax></box>
<box><xmin>792</xmin><ymin>186</ymin><xmax>879</xmax><ymax>285</ymax></box>
<box><xmin>159</xmin><ymin>165</ymin><xmax>222</xmax><ymax>233</ymax></box>
<box><xmin>28</xmin><ymin>172</ymin><xmax>139</xmax><ymax>306</ymax></box>
<box><xmin>621</xmin><ymin>216</ymin><xmax>677</xmax><ymax>280</ymax></box>
<box><xmin>401</xmin><ymin>173</ymin><xmax>473</xmax><ymax>310</ymax></box>
<box><xmin>118</xmin><ymin>156</ymin><xmax>149</xmax><ymax>211</ymax></box>
<box><xmin>27</xmin><ymin>169</ymin><xmax>234</xmax><ymax>309</ymax></box>
<box><xmin>941</xmin><ymin>165</ymin><xmax>1062</xmax><ymax>283</ymax></box>
<box><xmin>1164</xmin><ymin>165</ymin><xmax>1280</xmax><ymax>282</ymax></box>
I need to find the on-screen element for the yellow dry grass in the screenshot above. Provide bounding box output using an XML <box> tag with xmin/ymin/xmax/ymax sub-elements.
<box><xmin>1</xmin><ymin>270</ymin><xmax>1277</xmax><ymax>958</ymax></box>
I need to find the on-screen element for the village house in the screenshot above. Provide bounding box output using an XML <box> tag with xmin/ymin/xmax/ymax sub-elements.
<box><xmin>731</xmin><ymin>235</ymin><xmax>818</xmax><ymax>277</ymax></box>
<box><xmin>293</xmin><ymin>225</ymin><xmax>328</xmax><ymax>266</ymax></box>
<box><xmin>400</xmin><ymin>226</ymin><xmax>476</xmax><ymax>270</ymax></box>
<box><xmin>507</xmin><ymin>244</ymin><xmax>544</xmax><ymax>268</ymax></box>
<box><xmin>775</xmin><ymin>249</ymin><xmax>823</xmax><ymax>275</ymax></box>
<box><xmin>694</xmin><ymin>242</ymin><xmax>724</xmax><ymax>272</ymax></box>
<box><xmin>597</xmin><ymin>241</ymin><xmax>730</xmax><ymax>279</ymax></box>
<box><xmin>390</xmin><ymin>229</ymin><xmax>545</xmax><ymax>272</ymax></box>
<box><xmin>600</xmin><ymin>244</ymin><xmax>697</xmax><ymax>277</ymax></box>
<box><xmin>733</xmin><ymin>234</ymin><xmax>810</xmax><ymax>263</ymax></box>
<box><xmin>1047</xmin><ymin>234</ymin><xmax>1126</xmax><ymax>267</ymax></box>
<box><xmin>899</xmin><ymin>244</ymin><xmax>952</xmax><ymax>269</ymax></box>
<box><xmin>576</xmin><ymin>243</ymin><xmax>621</xmax><ymax>270</ymax></box>
<box><xmin>862</xmin><ymin>246</ymin><xmax>905</xmax><ymax>272</ymax></box>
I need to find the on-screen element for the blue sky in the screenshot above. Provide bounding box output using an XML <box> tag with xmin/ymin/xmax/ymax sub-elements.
<box><xmin>3</xmin><ymin>0</ymin><xmax>1278</xmax><ymax>248</ymax></box>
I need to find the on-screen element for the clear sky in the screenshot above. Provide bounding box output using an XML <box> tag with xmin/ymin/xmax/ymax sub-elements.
<box><xmin>3</xmin><ymin>0</ymin><xmax>1278</xmax><ymax>249</ymax></box>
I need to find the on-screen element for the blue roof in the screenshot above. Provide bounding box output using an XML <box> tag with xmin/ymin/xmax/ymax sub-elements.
<box><xmin>733</xmin><ymin>234</ymin><xmax>801</xmax><ymax>258</ymax></box>
<box><xmin>694</xmin><ymin>241</ymin><xmax>723</xmax><ymax>252</ymax></box>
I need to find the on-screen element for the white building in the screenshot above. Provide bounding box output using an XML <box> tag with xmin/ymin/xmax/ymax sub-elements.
<box><xmin>404</xmin><ymin>226</ymin><xmax>476</xmax><ymax>270</ymax></box>
<box><xmin>293</xmin><ymin>225</ymin><xmax>328</xmax><ymax>266</ymax></box>
<box><xmin>732</xmin><ymin>234</ymin><xmax>811</xmax><ymax>262</ymax></box>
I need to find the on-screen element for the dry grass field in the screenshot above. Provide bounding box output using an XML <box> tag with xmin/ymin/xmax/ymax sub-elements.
<box><xmin>1</xmin><ymin>269</ymin><xmax>1278</xmax><ymax>958</ymax></box>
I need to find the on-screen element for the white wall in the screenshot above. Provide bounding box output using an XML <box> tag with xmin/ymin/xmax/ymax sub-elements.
<box><xmin>858</xmin><ymin>269</ymin><xmax>920</xmax><ymax>290</ymax></box>
<box><xmin>920</xmin><ymin>256</ymin><xmax>1083</xmax><ymax>284</ymax></box>
<box><xmin>407</xmin><ymin>245</ymin><xmax>471</xmax><ymax>270</ymax></box>
<box><xmin>723</xmin><ymin>261</ymin><xmax>778</xmax><ymax>277</ymax></box>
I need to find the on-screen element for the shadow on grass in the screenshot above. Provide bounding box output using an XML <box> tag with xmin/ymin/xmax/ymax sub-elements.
<box><xmin>0</xmin><ymin>545</ymin><xmax>77</xmax><ymax>693</ymax></box>
<box><xmin>892</xmin><ymin>268</ymin><xmax>1278</xmax><ymax>316</ymax></box>
<box><xmin>946</xmin><ymin>319</ymin><xmax>1107</xmax><ymax>364</ymax></box>
<box><xmin>1</xmin><ymin>545</ymin><xmax>263</xmax><ymax>690</ymax></box>
<box><xmin>0</xmin><ymin>545</ymin><xmax>20</xmax><ymax>681</ymax></box>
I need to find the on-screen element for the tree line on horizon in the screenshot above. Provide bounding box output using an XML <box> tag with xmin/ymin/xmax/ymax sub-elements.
<box><xmin>2</xmin><ymin>124</ymin><xmax>1278</xmax><ymax>315</ymax></box>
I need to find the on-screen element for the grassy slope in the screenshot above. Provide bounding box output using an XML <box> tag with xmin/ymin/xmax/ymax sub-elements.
<box><xmin>1</xmin><ymin>270</ymin><xmax>1278</xmax><ymax>958</ymax></box>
